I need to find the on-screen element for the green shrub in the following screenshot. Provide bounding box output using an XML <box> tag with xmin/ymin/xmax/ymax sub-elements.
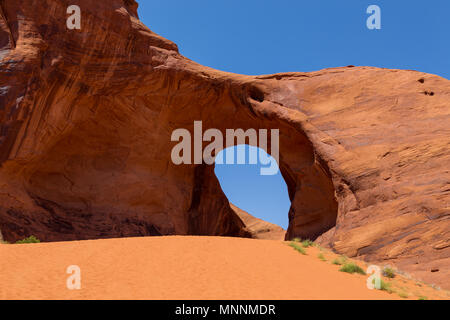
<box><xmin>373</xmin><ymin>278</ymin><xmax>393</xmax><ymax>293</ymax></box>
<box><xmin>339</xmin><ymin>263</ymin><xmax>366</xmax><ymax>275</ymax></box>
<box><xmin>332</xmin><ymin>256</ymin><xmax>348</xmax><ymax>265</ymax></box>
<box><xmin>15</xmin><ymin>235</ymin><xmax>40</xmax><ymax>244</ymax></box>
<box><xmin>289</xmin><ymin>242</ymin><xmax>306</xmax><ymax>255</ymax></box>
<box><xmin>301</xmin><ymin>239</ymin><xmax>314</xmax><ymax>248</ymax></box>
<box><xmin>382</xmin><ymin>267</ymin><xmax>396</xmax><ymax>278</ymax></box>
<box><xmin>418</xmin><ymin>296</ymin><xmax>428</xmax><ymax>300</ymax></box>
<box><xmin>318</xmin><ymin>253</ymin><xmax>326</xmax><ymax>261</ymax></box>
<box><xmin>398</xmin><ymin>291</ymin><xmax>409</xmax><ymax>299</ymax></box>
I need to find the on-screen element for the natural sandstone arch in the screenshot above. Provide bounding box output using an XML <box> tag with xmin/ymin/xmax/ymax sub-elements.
<box><xmin>0</xmin><ymin>0</ymin><xmax>449</xmax><ymax>288</ymax></box>
<box><xmin>0</xmin><ymin>73</ymin><xmax>338</xmax><ymax>242</ymax></box>
<box><xmin>177</xmin><ymin>118</ymin><xmax>339</xmax><ymax>242</ymax></box>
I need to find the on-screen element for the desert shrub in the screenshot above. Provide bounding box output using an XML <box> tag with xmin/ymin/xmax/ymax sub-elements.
<box><xmin>373</xmin><ymin>278</ymin><xmax>393</xmax><ymax>293</ymax></box>
<box><xmin>418</xmin><ymin>296</ymin><xmax>428</xmax><ymax>300</ymax></box>
<box><xmin>289</xmin><ymin>242</ymin><xmax>306</xmax><ymax>255</ymax></box>
<box><xmin>332</xmin><ymin>256</ymin><xmax>348</xmax><ymax>265</ymax></box>
<box><xmin>332</xmin><ymin>259</ymin><xmax>341</xmax><ymax>265</ymax></box>
<box><xmin>339</xmin><ymin>263</ymin><xmax>366</xmax><ymax>275</ymax></box>
<box><xmin>301</xmin><ymin>239</ymin><xmax>314</xmax><ymax>248</ymax></box>
<box><xmin>382</xmin><ymin>267</ymin><xmax>396</xmax><ymax>278</ymax></box>
<box><xmin>318</xmin><ymin>253</ymin><xmax>326</xmax><ymax>261</ymax></box>
<box><xmin>398</xmin><ymin>291</ymin><xmax>409</xmax><ymax>299</ymax></box>
<box><xmin>15</xmin><ymin>235</ymin><xmax>40</xmax><ymax>244</ymax></box>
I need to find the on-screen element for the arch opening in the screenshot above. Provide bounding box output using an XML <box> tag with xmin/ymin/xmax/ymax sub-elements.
<box><xmin>214</xmin><ymin>145</ymin><xmax>290</xmax><ymax>239</ymax></box>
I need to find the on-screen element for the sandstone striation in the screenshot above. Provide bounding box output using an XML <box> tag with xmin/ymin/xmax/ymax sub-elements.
<box><xmin>0</xmin><ymin>0</ymin><xmax>449</xmax><ymax>288</ymax></box>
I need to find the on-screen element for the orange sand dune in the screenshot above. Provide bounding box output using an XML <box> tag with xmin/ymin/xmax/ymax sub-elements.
<box><xmin>0</xmin><ymin>236</ymin><xmax>409</xmax><ymax>300</ymax></box>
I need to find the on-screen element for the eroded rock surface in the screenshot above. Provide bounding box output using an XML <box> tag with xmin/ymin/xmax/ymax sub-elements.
<box><xmin>0</xmin><ymin>0</ymin><xmax>449</xmax><ymax>288</ymax></box>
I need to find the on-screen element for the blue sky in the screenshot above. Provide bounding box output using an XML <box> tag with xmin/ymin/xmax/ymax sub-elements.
<box><xmin>138</xmin><ymin>1</ymin><xmax>449</xmax><ymax>229</ymax></box>
<box><xmin>138</xmin><ymin>0</ymin><xmax>449</xmax><ymax>79</ymax></box>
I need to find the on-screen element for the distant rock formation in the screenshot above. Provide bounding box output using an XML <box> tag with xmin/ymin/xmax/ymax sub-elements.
<box><xmin>230</xmin><ymin>204</ymin><xmax>286</xmax><ymax>240</ymax></box>
<box><xmin>0</xmin><ymin>0</ymin><xmax>448</xmax><ymax>288</ymax></box>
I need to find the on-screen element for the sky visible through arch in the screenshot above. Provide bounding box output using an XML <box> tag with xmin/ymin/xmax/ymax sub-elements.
<box><xmin>214</xmin><ymin>146</ymin><xmax>291</xmax><ymax>230</ymax></box>
<box><xmin>137</xmin><ymin>1</ymin><xmax>449</xmax><ymax>228</ymax></box>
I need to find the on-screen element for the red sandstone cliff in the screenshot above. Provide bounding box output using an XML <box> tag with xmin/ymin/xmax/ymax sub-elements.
<box><xmin>0</xmin><ymin>0</ymin><xmax>449</xmax><ymax>288</ymax></box>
